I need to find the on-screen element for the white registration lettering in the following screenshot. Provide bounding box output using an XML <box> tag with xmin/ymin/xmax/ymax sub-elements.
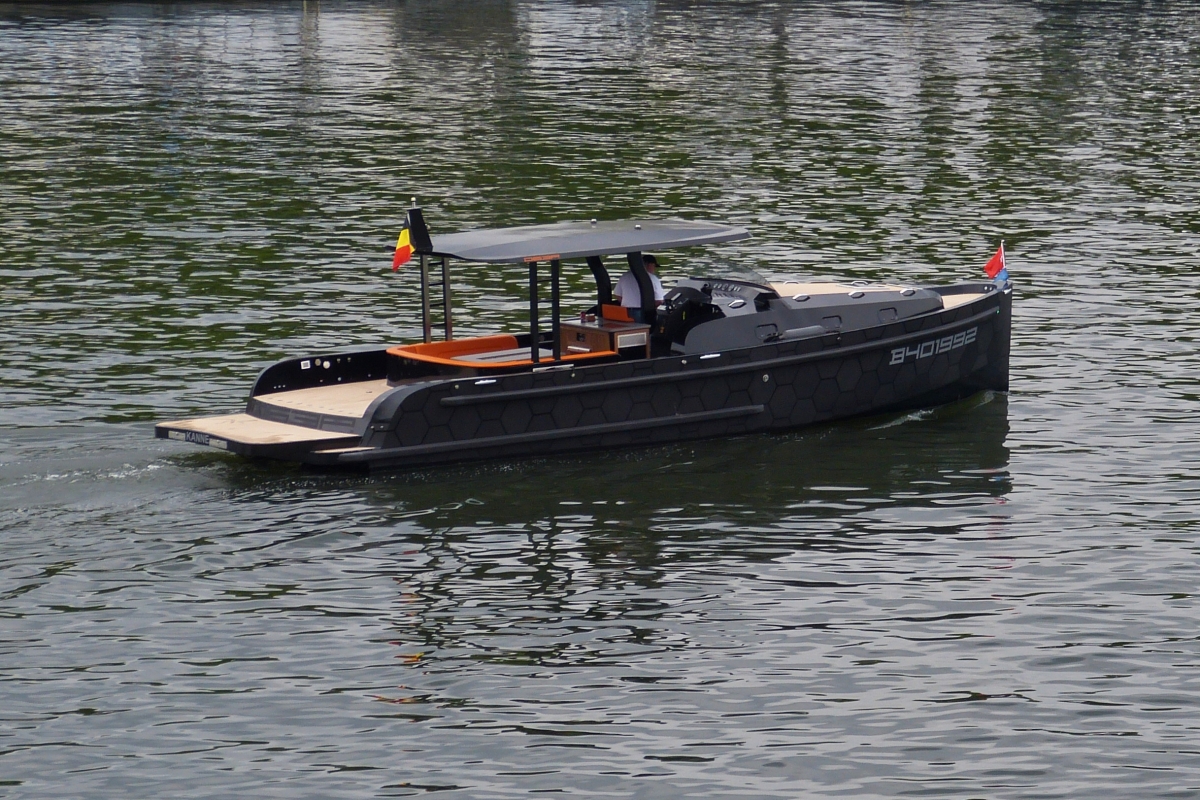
<box><xmin>889</xmin><ymin>327</ymin><xmax>978</xmax><ymax>365</ymax></box>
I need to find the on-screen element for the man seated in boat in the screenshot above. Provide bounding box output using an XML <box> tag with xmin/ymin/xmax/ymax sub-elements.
<box><xmin>613</xmin><ymin>254</ymin><xmax>665</xmax><ymax>323</ymax></box>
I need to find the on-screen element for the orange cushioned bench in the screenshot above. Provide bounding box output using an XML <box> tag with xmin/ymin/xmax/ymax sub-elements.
<box><xmin>387</xmin><ymin>334</ymin><xmax>616</xmax><ymax>370</ymax></box>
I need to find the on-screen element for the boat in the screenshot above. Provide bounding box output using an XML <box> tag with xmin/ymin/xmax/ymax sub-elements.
<box><xmin>155</xmin><ymin>207</ymin><xmax>1011</xmax><ymax>470</ymax></box>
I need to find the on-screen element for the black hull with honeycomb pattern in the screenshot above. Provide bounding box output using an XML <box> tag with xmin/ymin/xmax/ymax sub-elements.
<box><xmin>302</xmin><ymin>285</ymin><xmax>1010</xmax><ymax>470</ymax></box>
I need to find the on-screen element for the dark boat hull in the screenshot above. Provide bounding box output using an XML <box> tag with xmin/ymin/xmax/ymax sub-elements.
<box><xmin>300</xmin><ymin>284</ymin><xmax>1010</xmax><ymax>470</ymax></box>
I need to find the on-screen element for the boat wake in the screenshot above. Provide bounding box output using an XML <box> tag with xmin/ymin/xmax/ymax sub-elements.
<box><xmin>869</xmin><ymin>390</ymin><xmax>999</xmax><ymax>430</ymax></box>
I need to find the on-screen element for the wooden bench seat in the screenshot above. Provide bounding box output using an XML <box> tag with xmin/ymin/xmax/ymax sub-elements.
<box><xmin>387</xmin><ymin>334</ymin><xmax>616</xmax><ymax>370</ymax></box>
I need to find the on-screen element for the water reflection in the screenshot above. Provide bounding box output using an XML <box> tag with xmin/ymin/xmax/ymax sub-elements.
<box><xmin>175</xmin><ymin>393</ymin><xmax>1010</xmax><ymax>675</ymax></box>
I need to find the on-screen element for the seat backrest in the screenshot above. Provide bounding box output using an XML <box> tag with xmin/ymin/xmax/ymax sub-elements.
<box><xmin>601</xmin><ymin>304</ymin><xmax>633</xmax><ymax>322</ymax></box>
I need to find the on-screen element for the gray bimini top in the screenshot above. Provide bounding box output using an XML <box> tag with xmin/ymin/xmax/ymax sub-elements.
<box><xmin>427</xmin><ymin>219</ymin><xmax>750</xmax><ymax>264</ymax></box>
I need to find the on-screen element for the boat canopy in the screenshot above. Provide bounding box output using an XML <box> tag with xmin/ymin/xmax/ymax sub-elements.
<box><xmin>426</xmin><ymin>219</ymin><xmax>750</xmax><ymax>264</ymax></box>
<box><xmin>399</xmin><ymin>209</ymin><xmax>750</xmax><ymax>350</ymax></box>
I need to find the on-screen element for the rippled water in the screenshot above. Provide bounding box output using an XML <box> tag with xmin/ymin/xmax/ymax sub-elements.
<box><xmin>3</xmin><ymin>2</ymin><xmax>1200</xmax><ymax>797</ymax></box>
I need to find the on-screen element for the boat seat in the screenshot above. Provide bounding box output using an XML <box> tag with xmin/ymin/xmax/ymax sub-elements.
<box><xmin>387</xmin><ymin>335</ymin><xmax>615</xmax><ymax>370</ymax></box>
<box><xmin>601</xmin><ymin>304</ymin><xmax>634</xmax><ymax>322</ymax></box>
<box><xmin>454</xmin><ymin>346</ymin><xmax>554</xmax><ymax>363</ymax></box>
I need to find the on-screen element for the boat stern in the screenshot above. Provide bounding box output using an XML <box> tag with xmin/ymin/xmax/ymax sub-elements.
<box><xmin>155</xmin><ymin>413</ymin><xmax>364</xmax><ymax>460</ymax></box>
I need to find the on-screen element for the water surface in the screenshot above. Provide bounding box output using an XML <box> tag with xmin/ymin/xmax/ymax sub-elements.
<box><xmin>2</xmin><ymin>2</ymin><xmax>1200</xmax><ymax>797</ymax></box>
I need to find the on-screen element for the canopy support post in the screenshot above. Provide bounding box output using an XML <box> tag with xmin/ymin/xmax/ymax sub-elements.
<box><xmin>420</xmin><ymin>254</ymin><xmax>432</xmax><ymax>344</ymax></box>
<box><xmin>440</xmin><ymin>257</ymin><xmax>453</xmax><ymax>340</ymax></box>
<box><xmin>528</xmin><ymin>259</ymin><xmax>539</xmax><ymax>363</ymax></box>
<box><xmin>627</xmin><ymin>251</ymin><xmax>654</xmax><ymax>324</ymax></box>
<box><xmin>586</xmin><ymin>255</ymin><xmax>612</xmax><ymax>306</ymax></box>
<box><xmin>550</xmin><ymin>259</ymin><xmax>562</xmax><ymax>360</ymax></box>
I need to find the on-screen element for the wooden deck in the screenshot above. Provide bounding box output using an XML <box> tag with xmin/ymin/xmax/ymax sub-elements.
<box><xmin>941</xmin><ymin>292</ymin><xmax>987</xmax><ymax>310</ymax></box>
<box><xmin>253</xmin><ymin>379</ymin><xmax>393</xmax><ymax>418</ymax></box>
<box><xmin>157</xmin><ymin>379</ymin><xmax>399</xmax><ymax>450</ymax></box>
<box><xmin>158</xmin><ymin>413</ymin><xmax>358</xmax><ymax>448</ymax></box>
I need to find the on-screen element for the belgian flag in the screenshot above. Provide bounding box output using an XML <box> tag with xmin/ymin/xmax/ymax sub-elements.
<box><xmin>392</xmin><ymin>219</ymin><xmax>413</xmax><ymax>270</ymax></box>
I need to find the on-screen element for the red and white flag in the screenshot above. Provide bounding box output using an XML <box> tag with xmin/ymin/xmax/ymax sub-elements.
<box><xmin>984</xmin><ymin>243</ymin><xmax>1008</xmax><ymax>281</ymax></box>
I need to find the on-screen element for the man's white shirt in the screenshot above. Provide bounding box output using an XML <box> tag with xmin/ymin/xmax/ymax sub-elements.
<box><xmin>614</xmin><ymin>271</ymin><xmax>664</xmax><ymax>308</ymax></box>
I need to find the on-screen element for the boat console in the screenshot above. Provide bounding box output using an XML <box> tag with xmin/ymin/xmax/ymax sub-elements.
<box><xmin>654</xmin><ymin>277</ymin><xmax>946</xmax><ymax>355</ymax></box>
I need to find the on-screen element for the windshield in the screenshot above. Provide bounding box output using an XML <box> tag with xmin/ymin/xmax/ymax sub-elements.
<box><xmin>689</xmin><ymin>264</ymin><xmax>772</xmax><ymax>288</ymax></box>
